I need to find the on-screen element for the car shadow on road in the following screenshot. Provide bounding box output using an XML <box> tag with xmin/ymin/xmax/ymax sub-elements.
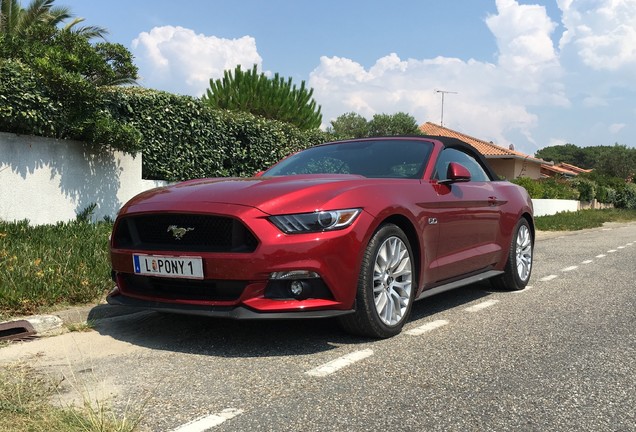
<box><xmin>89</xmin><ymin>283</ymin><xmax>493</xmax><ymax>358</ymax></box>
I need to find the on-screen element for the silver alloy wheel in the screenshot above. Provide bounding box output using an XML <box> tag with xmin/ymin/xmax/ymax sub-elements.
<box><xmin>372</xmin><ymin>236</ymin><xmax>412</xmax><ymax>326</ymax></box>
<box><xmin>516</xmin><ymin>224</ymin><xmax>533</xmax><ymax>282</ymax></box>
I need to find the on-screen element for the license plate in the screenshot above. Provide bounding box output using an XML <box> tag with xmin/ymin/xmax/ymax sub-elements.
<box><xmin>133</xmin><ymin>254</ymin><xmax>204</xmax><ymax>279</ymax></box>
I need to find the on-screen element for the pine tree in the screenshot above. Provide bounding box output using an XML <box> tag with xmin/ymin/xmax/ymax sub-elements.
<box><xmin>202</xmin><ymin>64</ymin><xmax>322</xmax><ymax>130</ymax></box>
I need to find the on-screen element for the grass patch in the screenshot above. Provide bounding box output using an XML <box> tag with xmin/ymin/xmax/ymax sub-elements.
<box><xmin>0</xmin><ymin>363</ymin><xmax>144</xmax><ymax>432</ymax></box>
<box><xmin>0</xmin><ymin>220</ymin><xmax>113</xmax><ymax>318</ymax></box>
<box><xmin>535</xmin><ymin>208</ymin><xmax>636</xmax><ymax>231</ymax></box>
<box><xmin>65</xmin><ymin>320</ymin><xmax>96</xmax><ymax>333</ymax></box>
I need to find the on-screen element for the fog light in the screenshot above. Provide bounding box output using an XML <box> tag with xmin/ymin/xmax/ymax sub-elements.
<box><xmin>290</xmin><ymin>280</ymin><xmax>304</xmax><ymax>296</ymax></box>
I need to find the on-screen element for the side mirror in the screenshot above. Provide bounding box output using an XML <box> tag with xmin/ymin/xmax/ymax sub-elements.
<box><xmin>440</xmin><ymin>162</ymin><xmax>471</xmax><ymax>184</ymax></box>
<box><xmin>254</xmin><ymin>171</ymin><xmax>265</xmax><ymax>178</ymax></box>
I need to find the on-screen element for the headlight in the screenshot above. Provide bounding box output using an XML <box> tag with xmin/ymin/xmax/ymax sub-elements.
<box><xmin>269</xmin><ymin>208</ymin><xmax>361</xmax><ymax>234</ymax></box>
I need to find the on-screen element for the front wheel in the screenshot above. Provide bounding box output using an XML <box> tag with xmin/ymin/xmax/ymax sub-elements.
<box><xmin>491</xmin><ymin>218</ymin><xmax>533</xmax><ymax>291</ymax></box>
<box><xmin>339</xmin><ymin>224</ymin><xmax>415</xmax><ymax>338</ymax></box>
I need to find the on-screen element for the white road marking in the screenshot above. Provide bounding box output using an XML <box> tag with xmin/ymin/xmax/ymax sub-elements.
<box><xmin>306</xmin><ymin>349</ymin><xmax>374</xmax><ymax>377</ymax></box>
<box><xmin>539</xmin><ymin>275</ymin><xmax>558</xmax><ymax>282</ymax></box>
<box><xmin>405</xmin><ymin>319</ymin><xmax>449</xmax><ymax>336</ymax></box>
<box><xmin>581</xmin><ymin>260</ymin><xmax>593</xmax><ymax>264</ymax></box>
<box><xmin>464</xmin><ymin>299</ymin><xmax>499</xmax><ymax>312</ymax></box>
<box><xmin>608</xmin><ymin>249</ymin><xmax>617</xmax><ymax>253</ymax></box>
<box><xmin>617</xmin><ymin>246</ymin><xmax>625</xmax><ymax>249</ymax></box>
<box><xmin>171</xmin><ymin>408</ymin><xmax>244</xmax><ymax>432</ymax></box>
<box><xmin>596</xmin><ymin>254</ymin><xmax>606</xmax><ymax>258</ymax></box>
<box><xmin>561</xmin><ymin>266</ymin><xmax>578</xmax><ymax>272</ymax></box>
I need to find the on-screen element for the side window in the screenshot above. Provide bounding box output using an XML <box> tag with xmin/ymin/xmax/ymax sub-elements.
<box><xmin>433</xmin><ymin>148</ymin><xmax>491</xmax><ymax>182</ymax></box>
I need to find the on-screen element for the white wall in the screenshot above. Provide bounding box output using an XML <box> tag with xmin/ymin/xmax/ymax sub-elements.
<box><xmin>532</xmin><ymin>199</ymin><xmax>579</xmax><ymax>217</ymax></box>
<box><xmin>0</xmin><ymin>132</ymin><xmax>167</xmax><ymax>225</ymax></box>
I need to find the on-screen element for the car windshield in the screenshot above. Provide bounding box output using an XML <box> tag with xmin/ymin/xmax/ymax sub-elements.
<box><xmin>263</xmin><ymin>139</ymin><xmax>433</xmax><ymax>179</ymax></box>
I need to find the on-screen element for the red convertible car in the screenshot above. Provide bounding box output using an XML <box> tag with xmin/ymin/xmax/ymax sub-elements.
<box><xmin>108</xmin><ymin>136</ymin><xmax>534</xmax><ymax>338</ymax></box>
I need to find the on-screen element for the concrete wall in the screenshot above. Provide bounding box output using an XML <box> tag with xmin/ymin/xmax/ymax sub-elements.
<box><xmin>0</xmin><ymin>132</ymin><xmax>167</xmax><ymax>225</ymax></box>
<box><xmin>532</xmin><ymin>199</ymin><xmax>579</xmax><ymax>217</ymax></box>
<box><xmin>531</xmin><ymin>199</ymin><xmax>613</xmax><ymax>217</ymax></box>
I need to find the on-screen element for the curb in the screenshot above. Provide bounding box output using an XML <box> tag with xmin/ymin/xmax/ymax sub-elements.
<box><xmin>1</xmin><ymin>304</ymin><xmax>144</xmax><ymax>339</ymax></box>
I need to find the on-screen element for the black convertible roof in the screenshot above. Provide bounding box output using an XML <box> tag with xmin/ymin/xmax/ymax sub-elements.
<box><xmin>419</xmin><ymin>134</ymin><xmax>501</xmax><ymax>181</ymax></box>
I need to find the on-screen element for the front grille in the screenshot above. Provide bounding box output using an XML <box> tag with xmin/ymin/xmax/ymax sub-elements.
<box><xmin>113</xmin><ymin>213</ymin><xmax>258</xmax><ymax>252</ymax></box>
<box><xmin>119</xmin><ymin>274</ymin><xmax>246</xmax><ymax>302</ymax></box>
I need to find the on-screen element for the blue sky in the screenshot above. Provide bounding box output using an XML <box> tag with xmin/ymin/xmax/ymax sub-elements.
<box><xmin>61</xmin><ymin>0</ymin><xmax>636</xmax><ymax>156</ymax></box>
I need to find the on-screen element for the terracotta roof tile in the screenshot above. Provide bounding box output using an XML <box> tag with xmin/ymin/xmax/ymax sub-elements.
<box><xmin>419</xmin><ymin>122</ymin><xmax>547</xmax><ymax>164</ymax></box>
<box><xmin>557</xmin><ymin>162</ymin><xmax>592</xmax><ymax>174</ymax></box>
<box><xmin>541</xmin><ymin>164</ymin><xmax>578</xmax><ymax>176</ymax></box>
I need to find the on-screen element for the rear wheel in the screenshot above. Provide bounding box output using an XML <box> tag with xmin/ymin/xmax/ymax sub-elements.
<box><xmin>491</xmin><ymin>218</ymin><xmax>533</xmax><ymax>291</ymax></box>
<box><xmin>339</xmin><ymin>224</ymin><xmax>415</xmax><ymax>338</ymax></box>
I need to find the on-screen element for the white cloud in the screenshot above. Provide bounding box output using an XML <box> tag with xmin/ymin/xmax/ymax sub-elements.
<box><xmin>309</xmin><ymin>0</ymin><xmax>564</xmax><ymax>154</ymax></box>
<box><xmin>609</xmin><ymin>123</ymin><xmax>626</xmax><ymax>134</ymax></box>
<box><xmin>558</xmin><ymin>0</ymin><xmax>636</xmax><ymax>71</ymax></box>
<box><xmin>131</xmin><ymin>26</ymin><xmax>262</xmax><ymax>96</ymax></box>
<box><xmin>486</xmin><ymin>0</ymin><xmax>559</xmax><ymax>73</ymax></box>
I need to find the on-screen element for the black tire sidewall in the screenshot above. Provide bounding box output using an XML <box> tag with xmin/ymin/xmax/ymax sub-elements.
<box><xmin>358</xmin><ymin>224</ymin><xmax>415</xmax><ymax>337</ymax></box>
<box><xmin>509</xmin><ymin>218</ymin><xmax>533</xmax><ymax>289</ymax></box>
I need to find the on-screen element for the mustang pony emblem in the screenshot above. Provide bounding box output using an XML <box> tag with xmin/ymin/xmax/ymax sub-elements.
<box><xmin>167</xmin><ymin>225</ymin><xmax>194</xmax><ymax>240</ymax></box>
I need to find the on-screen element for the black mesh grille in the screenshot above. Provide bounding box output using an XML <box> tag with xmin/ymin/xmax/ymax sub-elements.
<box><xmin>113</xmin><ymin>214</ymin><xmax>258</xmax><ymax>252</ymax></box>
<box><xmin>119</xmin><ymin>274</ymin><xmax>246</xmax><ymax>302</ymax></box>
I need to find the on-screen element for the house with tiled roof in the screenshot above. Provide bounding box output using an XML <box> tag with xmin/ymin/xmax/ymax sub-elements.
<box><xmin>539</xmin><ymin>161</ymin><xmax>591</xmax><ymax>178</ymax></box>
<box><xmin>420</xmin><ymin>122</ymin><xmax>548</xmax><ymax>180</ymax></box>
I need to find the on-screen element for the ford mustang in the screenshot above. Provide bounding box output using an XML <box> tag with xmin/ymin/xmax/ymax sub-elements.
<box><xmin>108</xmin><ymin>136</ymin><xmax>534</xmax><ymax>338</ymax></box>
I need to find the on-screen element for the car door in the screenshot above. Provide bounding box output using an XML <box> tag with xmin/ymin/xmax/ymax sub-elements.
<box><xmin>428</xmin><ymin>147</ymin><xmax>503</xmax><ymax>282</ymax></box>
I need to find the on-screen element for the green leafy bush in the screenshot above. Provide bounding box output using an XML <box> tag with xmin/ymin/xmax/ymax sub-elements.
<box><xmin>595</xmin><ymin>185</ymin><xmax>616</xmax><ymax>204</ymax></box>
<box><xmin>615</xmin><ymin>183</ymin><xmax>636</xmax><ymax>209</ymax></box>
<box><xmin>511</xmin><ymin>177</ymin><xmax>579</xmax><ymax>200</ymax></box>
<box><xmin>571</xmin><ymin>178</ymin><xmax>597</xmax><ymax>202</ymax></box>
<box><xmin>511</xmin><ymin>177</ymin><xmax>544</xmax><ymax>199</ymax></box>
<box><xmin>104</xmin><ymin>87</ymin><xmax>329</xmax><ymax>181</ymax></box>
<box><xmin>0</xmin><ymin>58</ymin><xmax>59</xmax><ymax>136</ymax></box>
<box><xmin>0</xmin><ymin>30</ymin><xmax>141</xmax><ymax>153</ymax></box>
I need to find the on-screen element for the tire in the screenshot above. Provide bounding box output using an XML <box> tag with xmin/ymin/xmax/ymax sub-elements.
<box><xmin>491</xmin><ymin>218</ymin><xmax>533</xmax><ymax>291</ymax></box>
<box><xmin>339</xmin><ymin>224</ymin><xmax>415</xmax><ymax>338</ymax></box>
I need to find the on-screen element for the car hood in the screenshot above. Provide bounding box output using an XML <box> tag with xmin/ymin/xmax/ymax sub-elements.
<box><xmin>124</xmin><ymin>175</ymin><xmax>370</xmax><ymax>215</ymax></box>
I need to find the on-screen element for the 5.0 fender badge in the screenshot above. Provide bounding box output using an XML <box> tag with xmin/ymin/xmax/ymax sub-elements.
<box><xmin>167</xmin><ymin>225</ymin><xmax>194</xmax><ymax>240</ymax></box>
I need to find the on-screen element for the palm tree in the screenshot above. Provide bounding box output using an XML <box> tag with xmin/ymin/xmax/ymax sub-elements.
<box><xmin>0</xmin><ymin>0</ymin><xmax>107</xmax><ymax>40</ymax></box>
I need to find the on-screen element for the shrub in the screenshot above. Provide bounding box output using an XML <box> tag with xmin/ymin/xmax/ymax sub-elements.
<box><xmin>615</xmin><ymin>183</ymin><xmax>636</xmax><ymax>209</ymax></box>
<box><xmin>0</xmin><ymin>59</ymin><xmax>59</xmax><ymax>136</ymax></box>
<box><xmin>0</xmin><ymin>30</ymin><xmax>140</xmax><ymax>154</ymax></box>
<box><xmin>596</xmin><ymin>185</ymin><xmax>616</xmax><ymax>204</ymax></box>
<box><xmin>511</xmin><ymin>177</ymin><xmax>543</xmax><ymax>199</ymax></box>
<box><xmin>104</xmin><ymin>87</ymin><xmax>329</xmax><ymax>181</ymax></box>
<box><xmin>512</xmin><ymin>177</ymin><xmax>579</xmax><ymax>200</ymax></box>
<box><xmin>570</xmin><ymin>178</ymin><xmax>597</xmax><ymax>202</ymax></box>
<box><xmin>539</xmin><ymin>177</ymin><xmax>579</xmax><ymax>200</ymax></box>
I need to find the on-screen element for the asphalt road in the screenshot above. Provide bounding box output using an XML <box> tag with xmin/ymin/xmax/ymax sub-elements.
<box><xmin>2</xmin><ymin>223</ymin><xmax>636</xmax><ymax>431</ymax></box>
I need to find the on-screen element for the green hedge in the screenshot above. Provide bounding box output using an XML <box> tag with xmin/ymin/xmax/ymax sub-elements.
<box><xmin>104</xmin><ymin>87</ymin><xmax>329</xmax><ymax>181</ymax></box>
<box><xmin>511</xmin><ymin>177</ymin><xmax>579</xmax><ymax>200</ymax></box>
<box><xmin>0</xmin><ymin>58</ymin><xmax>141</xmax><ymax>153</ymax></box>
<box><xmin>511</xmin><ymin>176</ymin><xmax>636</xmax><ymax>208</ymax></box>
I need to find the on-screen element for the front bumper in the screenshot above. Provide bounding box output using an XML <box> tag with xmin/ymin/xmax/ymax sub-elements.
<box><xmin>109</xmin><ymin>203</ymin><xmax>374</xmax><ymax>315</ymax></box>
<box><xmin>107</xmin><ymin>288</ymin><xmax>355</xmax><ymax>319</ymax></box>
